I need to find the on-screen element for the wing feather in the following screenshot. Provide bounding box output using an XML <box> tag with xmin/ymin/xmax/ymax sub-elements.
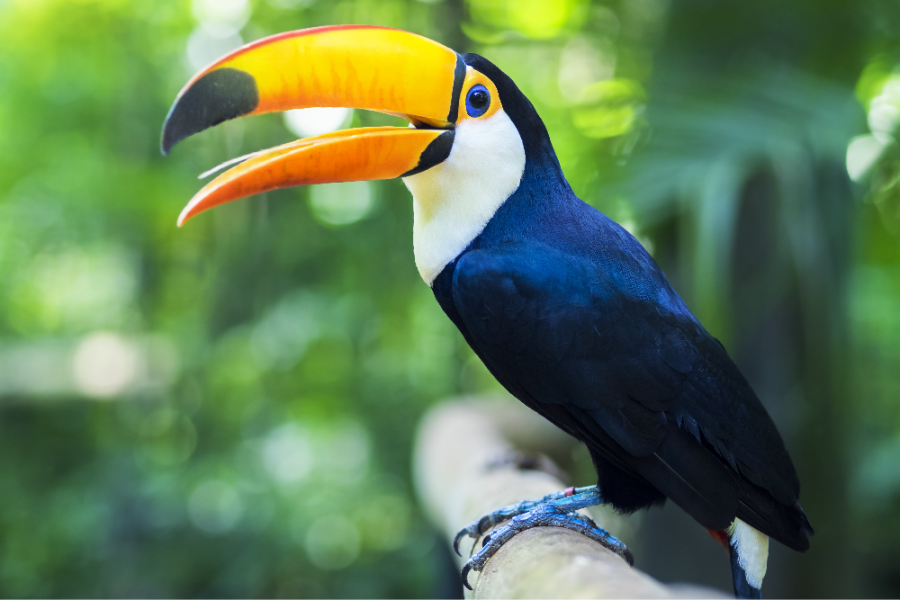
<box><xmin>450</xmin><ymin>241</ymin><xmax>805</xmax><ymax>546</ymax></box>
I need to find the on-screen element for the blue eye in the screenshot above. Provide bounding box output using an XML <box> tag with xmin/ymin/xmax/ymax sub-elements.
<box><xmin>465</xmin><ymin>85</ymin><xmax>491</xmax><ymax>118</ymax></box>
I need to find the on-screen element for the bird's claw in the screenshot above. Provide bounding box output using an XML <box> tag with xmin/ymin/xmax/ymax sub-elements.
<box><xmin>453</xmin><ymin>530</ymin><xmax>466</xmax><ymax>556</ymax></box>
<box><xmin>453</xmin><ymin>514</ymin><xmax>502</xmax><ymax>556</ymax></box>
<box><xmin>454</xmin><ymin>486</ymin><xmax>632</xmax><ymax>590</ymax></box>
<box><xmin>460</xmin><ymin>563</ymin><xmax>475</xmax><ymax>591</ymax></box>
<box><xmin>453</xmin><ymin>521</ymin><xmax>483</xmax><ymax>556</ymax></box>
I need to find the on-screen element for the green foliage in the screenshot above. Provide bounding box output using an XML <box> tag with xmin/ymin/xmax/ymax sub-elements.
<box><xmin>1</xmin><ymin>0</ymin><xmax>899</xmax><ymax>597</ymax></box>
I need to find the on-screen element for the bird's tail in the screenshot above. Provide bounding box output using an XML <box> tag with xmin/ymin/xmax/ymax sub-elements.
<box><xmin>736</xmin><ymin>486</ymin><xmax>814</xmax><ymax>552</ymax></box>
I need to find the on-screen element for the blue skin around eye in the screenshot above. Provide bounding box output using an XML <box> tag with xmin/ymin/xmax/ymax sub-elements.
<box><xmin>466</xmin><ymin>85</ymin><xmax>490</xmax><ymax>118</ymax></box>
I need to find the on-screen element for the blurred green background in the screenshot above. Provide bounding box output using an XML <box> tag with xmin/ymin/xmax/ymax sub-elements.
<box><xmin>1</xmin><ymin>0</ymin><xmax>900</xmax><ymax>597</ymax></box>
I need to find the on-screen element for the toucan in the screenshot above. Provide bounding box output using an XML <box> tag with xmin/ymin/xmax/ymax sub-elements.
<box><xmin>161</xmin><ymin>25</ymin><xmax>812</xmax><ymax>599</ymax></box>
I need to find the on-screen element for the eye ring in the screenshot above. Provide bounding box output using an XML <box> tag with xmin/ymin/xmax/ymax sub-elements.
<box><xmin>465</xmin><ymin>85</ymin><xmax>491</xmax><ymax>118</ymax></box>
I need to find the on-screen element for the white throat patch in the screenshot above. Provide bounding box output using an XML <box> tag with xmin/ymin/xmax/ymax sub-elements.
<box><xmin>402</xmin><ymin>109</ymin><xmax>525</xmax><ymax>285</ymax></box>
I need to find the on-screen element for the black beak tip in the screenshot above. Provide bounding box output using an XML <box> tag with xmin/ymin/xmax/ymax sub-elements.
<box><xmin>160</xmin><ymin>67</ymin><xmax>260</xmax><ymax>157</ymax></box>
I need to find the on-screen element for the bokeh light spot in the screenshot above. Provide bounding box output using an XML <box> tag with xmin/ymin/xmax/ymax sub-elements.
<box><xmin>138</xmin><ymin>409</ymin><xmax>197</xmax><ymax>467</ymax></box>
<box><xmin>558</xmin><ymin>37</ymin><xmax>615</xmax><ymax>102</ymax></box>
<box><xmin>72</xmin><ymin>332</ymin><xmax>141</xmax><ymax>398</ymax></box>
<box><xmin>283</xmin><ymin>107</ymin><xmax>353</xmax><ymax>138</ymax></box>
<box><xmin>188</xmin><ymin>481</ymin><xmax>244</xmax><ymax>535</ymax></box>
<box><xmin>508</xmin><ymin>0</ymin><xmax>582</xmax><ymax>39</ymax></box>
<box><xmin>308</xmin><ymin>181</ymin><xmax>375</xmax><ymax>227</ymax></box>
<box><xmin>847</xmin><ymin>134</ymin><xmax>889</xmax><ymax>182</ymax></box>
<box><xmin>304</xmin><ymin>515</ymin><xmax>360</xmax><ymax>570</ymax></box>
<box><xmin>186</xmin><ymin>27</ymin><xmax>244</xmax><ymax>72</ymax></box>
<box><xmin>192</xmin><ymin>0</ymin><xmax>250</xmax><ymax>37</ymax></box>
<box><xmin>357</xmin><ymin>495</ymin><xmax>410</xmax><ymax>551</ymax></box>
<box><xmin>262</xmin><ymin>424</ymin><xmax>313</xmax><ymax>485</ymax></box>
<box><xmin>572</xmin><ymin>79</ymin><xmax>645</xmax><ymax>139</ymax></box>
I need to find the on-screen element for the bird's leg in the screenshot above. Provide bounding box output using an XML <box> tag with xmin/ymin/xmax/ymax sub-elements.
<box><xmin>454</xmin><ymin>485</ymin><xmax>633</xmax><ymax>590</ymax></box>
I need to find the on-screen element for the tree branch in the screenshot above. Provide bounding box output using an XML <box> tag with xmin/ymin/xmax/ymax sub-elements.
<box><xmin>413</xmin><ymin>397</ymin><xmax>727</xmax><ymax>599</ymax></box>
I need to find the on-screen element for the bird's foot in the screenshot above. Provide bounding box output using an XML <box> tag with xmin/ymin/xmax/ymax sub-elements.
<box><xmin>452</xmin><ymin>486</ymin><xmax>582</xmax><ymax>554</ymax></box>
<box><xmin>454</xmin><ymin>486</ymin><xmax>633</xmax><ymax>590</ymax></box>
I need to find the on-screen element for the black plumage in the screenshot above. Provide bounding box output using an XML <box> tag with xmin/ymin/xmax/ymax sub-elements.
<box><xmin>431</xmin><ymin>54</ymin><xmax>813</xmax><ymax>551</ymax></box>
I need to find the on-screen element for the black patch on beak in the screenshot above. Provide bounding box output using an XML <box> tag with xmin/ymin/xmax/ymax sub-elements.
<box><xmin>447</xmin><ymin>55</ymin><xmax>465</xmax><ymax>124</ymax></box>
<box><xmin>161</xmin><ymin>68</ymin><xmax>259</xmax><ymax>155</ymax></box>
<box><xmin>402</xmin><ymin>130</ymin><xmax>455</xmax><ymax>177</ymax></box>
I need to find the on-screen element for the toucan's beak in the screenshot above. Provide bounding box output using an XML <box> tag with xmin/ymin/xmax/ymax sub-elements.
<box><xmin>161</xmin><ymin>25</ymin><xmax>464</xmax><ymax>226</ymax></box>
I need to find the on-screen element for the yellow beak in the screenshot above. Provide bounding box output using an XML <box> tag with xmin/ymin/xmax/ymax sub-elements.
<box><xmin>161</xmin><ymin>25</ymin><xmax>463</xmax><ymax>225</ymax></box>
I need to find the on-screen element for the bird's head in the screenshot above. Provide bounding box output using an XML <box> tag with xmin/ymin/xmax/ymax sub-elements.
<box><xmin>162</xmin><ymin>26</ymin><xmax>558</xmax><ymax>283</ymax></box>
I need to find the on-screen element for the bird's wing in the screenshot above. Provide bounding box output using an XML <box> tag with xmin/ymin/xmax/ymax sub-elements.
<box><xmin>450</xmin><ymin>241</ymin><xmax>801</xmax><ymax>531</ymax></box>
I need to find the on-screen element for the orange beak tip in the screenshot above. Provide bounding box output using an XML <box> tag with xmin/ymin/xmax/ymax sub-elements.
<box><xmin>176</xmin><ymin>201</ymin><xmax>199</xmax><ymax>227</ymax></box>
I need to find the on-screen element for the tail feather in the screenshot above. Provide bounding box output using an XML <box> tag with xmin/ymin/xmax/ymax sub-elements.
<box><xmin>735</xmin><ymin>484</ymin><xmax>813</xmax><ymax>552</ymax></box>
<box><xmin>794</xmin><ymin>502</ymin><xmax>814</xmax><ymax>536</ymax></box>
